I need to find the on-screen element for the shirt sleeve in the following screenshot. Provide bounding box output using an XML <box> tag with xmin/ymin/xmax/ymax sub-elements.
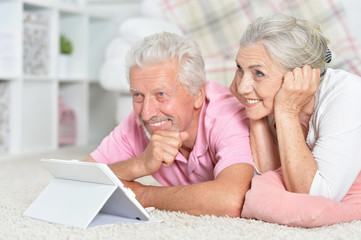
<box><xmin>90</xmin><ymin>111</ymin><xmax>146</xmax><ymax>164</ymax></box>
<box><xmin>309</xmin><ymin>75</ymin><xmax>361</xmax><ymax>201</ymax></box>
<box><xmin>211</xmin><ymin>107</ymin><xmax>254</xmax><ymax>178</ymax></box>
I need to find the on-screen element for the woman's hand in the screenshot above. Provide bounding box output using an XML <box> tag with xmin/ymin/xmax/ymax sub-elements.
<box><xmin>274</xmin><ymin>66</ymin><xmax>320</xmax><ymax>116</ymax></box>
<box><xmin>273</xmin><ymin>65</ymin><xmax>319</xmax><ymax>193</ymax></box>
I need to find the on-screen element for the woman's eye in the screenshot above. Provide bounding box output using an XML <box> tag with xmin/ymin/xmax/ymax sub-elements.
<box><xmin>255</xmin><ymin>70</ymin><xmax>264</xmax><ymax>77</ymax></box>
<box><xmin>237</xmin><ymin>64</ymin><xmax>243</xmax><ymax>72</ymax></box>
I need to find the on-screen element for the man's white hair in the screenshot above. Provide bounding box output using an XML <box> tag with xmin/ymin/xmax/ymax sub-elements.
<box><xmin>125</xmin><ymin>32</ymin><xmax>206</xmax><ymax>95</ymax></box>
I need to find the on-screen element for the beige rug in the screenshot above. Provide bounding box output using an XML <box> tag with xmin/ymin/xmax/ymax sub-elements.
<box><xmin>1</xmin><ymin>146</ymin><xmax>361</xmax><ymax>240</ymax></box>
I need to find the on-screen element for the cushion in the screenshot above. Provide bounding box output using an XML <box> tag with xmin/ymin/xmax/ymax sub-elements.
<box><xmin>241</xmin><ymin>168</ymin><xmax>361</xmax><ymax>227</ymax></box>
<box><xmin>99</xmin><ymin>57</ymin><xmax>129</xmax><ymax>92</ymax></box>
<box><xmin>100</xmin><ymin>37</ymin><xmax>132</xmax><ymax>92</ymax></box>
<box><xmin>119</xmin><ymin>17</ymin><xmax>183</xmax><ymax>45</ymax></box>
<box><xmin>203</xmin><ymin>57</ymin><xmax>236</xmax><ymax>86</ymax></box>
<box><xmin>156</xmin><ymin>0</ymin><xmax>361</xmax><ymax>86</ymax></box>
<box><xmin>140</xmin><ymin>0</ymin><xmax>164</xmax><ymax>18</ymax></box>
<box><xmin>105</xmin><ymin>37</ymin><xmax>131</xmax><ymax>61</ymax></box>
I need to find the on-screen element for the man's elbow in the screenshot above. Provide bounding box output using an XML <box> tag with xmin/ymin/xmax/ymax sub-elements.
<box><xmin>83</xmin><ymin>155</ymin><xmax>96</xmax><ymax>162</ymax></box>
<box><xmin>219</xmin><ymin>195</ymin><xmax>245</xmax><ymax>218</ymax></box>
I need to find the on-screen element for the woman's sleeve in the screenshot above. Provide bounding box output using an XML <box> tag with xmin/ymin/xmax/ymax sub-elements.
<box><xmin>310</xmin><ymin>77</ymin><xmax>361</xmax><ymax>201</ymax></box>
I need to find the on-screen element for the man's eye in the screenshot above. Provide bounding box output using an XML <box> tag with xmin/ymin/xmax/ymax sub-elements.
<box><xmin>158</xmin><ymin>92</ymin><xmax>165</xmax><ymax>97</ymax></box>
<box><xmin>132</xmin><ymin>93</ymin><xmax>143</xmax><ymax>102</ymax></box>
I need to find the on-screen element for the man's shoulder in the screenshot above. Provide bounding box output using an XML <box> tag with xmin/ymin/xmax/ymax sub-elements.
<box><xmin>204</xmin><ymin>80</ymin><xmax>245</xmax><ymax>116</ymax></box>
<box><xmin>118</xmin><ymin>111</ymin><xmax>146</xmax><ymax>137</ymax></box>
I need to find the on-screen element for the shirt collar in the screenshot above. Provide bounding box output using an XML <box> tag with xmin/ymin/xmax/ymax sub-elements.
<box><xmin>175</xmin><ymin>95</ymin><xmax>210</xmax><ymax>165</ymax></box>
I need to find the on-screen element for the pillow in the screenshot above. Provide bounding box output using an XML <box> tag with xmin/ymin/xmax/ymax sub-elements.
<box><xmin>140</xmin><ymin>0</ymin><xmax>164</xmax><ymax>18</ymax></box>
<box><xmin>241</xmin><ymin>168</ymin><xmax>361</xmax><ymax>227</ymax></box>
<box><xmin>100</xmin><ymin>37</ymin><xmax>132</xmax><ymax>92</ymax></box>
<box><xmin>204</xmin><ymin>57</ymin><xmax>236</xmax><ymax>86</ymax></box>
<box><xmin>119</xmin><ymin>17</ymin><xmax>183</xmax><ymax>45</ymax></box>
<box><xmin>105</xmin><ymin>37</ymin><xmax>131</xmax><ymax>61</ymax></box>
<box><xmin>99</xmin><ymin>58</ymin><xmax>129</xmax><ymax>92</ymax></box>
<box><xmin>157</xmin><ymin>0</ymin><xmax>361</xmax><ymax>80</ymax></box>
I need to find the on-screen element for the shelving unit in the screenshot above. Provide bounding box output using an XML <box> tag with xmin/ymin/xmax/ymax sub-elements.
<box><xmin>0</xmin><ymin>0</ymin><xmax>119</xmax><ymax>156</ymax></box>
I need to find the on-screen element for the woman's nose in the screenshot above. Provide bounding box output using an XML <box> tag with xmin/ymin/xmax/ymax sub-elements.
<box><xmin>237</xmin><ymin>74</ymin><xmax>253</xmax><ymax>95</ymax></box>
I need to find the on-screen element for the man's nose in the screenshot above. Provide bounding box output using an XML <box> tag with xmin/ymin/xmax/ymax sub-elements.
<box><xmin>141</xmin><ymin>96</ymin><xmax>158</xmax><ymax>121</ymax></box>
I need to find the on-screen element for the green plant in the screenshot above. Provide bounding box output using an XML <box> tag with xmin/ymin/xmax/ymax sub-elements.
<box><xmin>60</xmin><ymin>35</ymin><xmax>73</xmax><ymax>55</ymax></box>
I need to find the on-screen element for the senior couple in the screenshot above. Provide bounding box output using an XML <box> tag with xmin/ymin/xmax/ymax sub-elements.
<box><xmin>85</xmin><ymin>14</ymin><xmax>361</xmax><ymax>225</ymax></box>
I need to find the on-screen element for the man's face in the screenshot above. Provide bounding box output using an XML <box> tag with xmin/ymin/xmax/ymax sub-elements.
<box><xmin>129</xmin><ymin>61</ymin><xmax>200</xmax><ymax>136</ymax></box>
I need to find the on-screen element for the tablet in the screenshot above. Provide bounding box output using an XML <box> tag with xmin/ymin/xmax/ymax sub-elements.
<box><xmin>38</xmin><ymin>159</ymin><xmax>150</xmax><ymax>224</ymax></box>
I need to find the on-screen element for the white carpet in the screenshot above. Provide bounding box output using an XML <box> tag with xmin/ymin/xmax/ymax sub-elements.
<box><xmin>1</xmin><ymin>147</ymin><xmax>361</xmax><ymax>240</ymax></box>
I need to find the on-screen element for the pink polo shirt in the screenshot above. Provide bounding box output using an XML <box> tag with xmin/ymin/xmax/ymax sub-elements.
<box><xmin>91</xmin><ymin>80</ymin><xmax>253</xmax><ymax>186</ymax></box>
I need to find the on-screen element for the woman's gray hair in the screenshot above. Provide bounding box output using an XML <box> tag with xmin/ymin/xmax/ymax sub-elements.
<box><xmin>240</xmin><ymin>14</ymin><xmax>329</xmax><ymax>78</ymax></box>
<box><xmin>125</xmin><ymin>32</ymin><xmax>206</xmax><ymax>95</ymax></box>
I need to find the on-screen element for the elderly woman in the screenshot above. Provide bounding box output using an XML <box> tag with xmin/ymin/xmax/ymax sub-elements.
<box><xmin>230</xmin><ymin>14</ymin><xmax>361</xmax><ymax>226</ymax></box>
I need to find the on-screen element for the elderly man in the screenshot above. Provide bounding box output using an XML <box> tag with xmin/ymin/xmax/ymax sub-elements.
<box><xmin>85</xmin><ymin>32</ymin><xmax>254</xmax><ymax>217</ymax></box>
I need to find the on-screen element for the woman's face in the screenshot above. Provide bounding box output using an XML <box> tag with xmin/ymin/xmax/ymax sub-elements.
<box><xmin>230</xmin><ymin>44</ymin><xmax>286</xmax><ymax>120</ymax></box>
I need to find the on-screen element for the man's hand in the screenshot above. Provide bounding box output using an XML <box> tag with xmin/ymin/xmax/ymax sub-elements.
<box><xmin>139</xmin><ymin>130</ymin><xmax>189</xmax><ymax>176</ymax></box>
<box><xmin>275</xmin><ymin>66</ymin><xmax>320</xmax><ymax>116</ymax></box>
<box><xmin>122</xmin><ymin>180</ymin><xmax>145</xmax><ymax>203</ymax></box>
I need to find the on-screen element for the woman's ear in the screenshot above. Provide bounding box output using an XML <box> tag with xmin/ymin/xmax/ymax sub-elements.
<box><xmin>194</xmin><ymin>85</ymin><xmax>206</xmax><ymax>109</ymax></box>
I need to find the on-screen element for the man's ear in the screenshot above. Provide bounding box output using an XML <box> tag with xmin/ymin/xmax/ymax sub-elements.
<box><xmin>194</xmin><ymin>85</ymin><xmax>206</xmax><ymax>109</ymax></box>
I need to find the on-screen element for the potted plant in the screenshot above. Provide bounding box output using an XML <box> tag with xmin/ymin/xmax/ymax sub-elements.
<box><xmin>58</xmin><ymin>34</ymin><xmax>73</xmax><ymax>77</ymax></box>
<box><xmin>60</xmin><ymin>35</ymin><xmax>73</xmax><ymax>55</ymax></box>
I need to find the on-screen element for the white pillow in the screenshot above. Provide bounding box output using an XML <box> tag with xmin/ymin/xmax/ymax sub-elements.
<box><xmin>99</xmin><ymin>58</ymin><xmax>129</xmax><ymax>92</ymax></box>
<box><xmin>140</xmin><ymin>0</ymin><xmax>164</xmax><ymax>18</ymax></box>
<box><xmin>119</xmin><ymin>17</ymin><xmax>183</xmax><ymax>44</ymax></box>
<box><xmin>105</xmin><ymin>37</ymin><xmax>132</xmax><ymax>61</ymax></box>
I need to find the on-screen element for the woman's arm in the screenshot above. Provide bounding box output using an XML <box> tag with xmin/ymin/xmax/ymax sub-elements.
<box><xmin>274</xmin><ymin>111</ymin><xmax>317</xmax><ymax>193</ymax></box>
<box><xmin>249</xmin><ymin>117</ymin><xmax>280</xmax><ymax>173</ymax></box>
<box><xmin>274</xmin><ymin>66</ymin><xmax>319</xmax><ymax>193</ymax></box>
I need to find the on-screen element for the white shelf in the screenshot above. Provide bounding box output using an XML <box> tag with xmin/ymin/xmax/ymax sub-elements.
<box><xmin>0</xmin><ymin>0</ymin><xmax>120</xmax><ymax>156</ymax></box>
<box><xmin>21</xmin><ymin>80</ymin><xmax>57</xmax><ymax>153</ymax></box>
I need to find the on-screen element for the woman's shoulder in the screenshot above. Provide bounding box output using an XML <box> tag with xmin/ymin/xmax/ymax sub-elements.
<box><xmin>324</xmin><ymin>68</ymin><xmax>361</xmax><ymax>87</ymax></box>
<box><xmin>318</xmin><ymin>68</ymin><xmax>361</xmax><ymax>97</ymax></box>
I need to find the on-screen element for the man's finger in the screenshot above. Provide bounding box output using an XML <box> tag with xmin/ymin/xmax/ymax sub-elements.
<box><xmin>161</xmin><ymin>152</ymin><xmax>176</xmax><ymax>167</ymax></box>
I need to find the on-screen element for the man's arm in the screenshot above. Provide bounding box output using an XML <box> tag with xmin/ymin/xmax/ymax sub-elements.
<box><xmin>125</xmin><ymin>163</ymin><xmax>254</xmax><ymax>217</ymax></box>
<box><xmin>83</xmin><ymin>155</ymin><xmax>146</xmax><ymax>181</ymax></box>
<box><xmin>84</xmin><ymin>130</ymin><xmax>188</xmax><ymax>181</ymax></box>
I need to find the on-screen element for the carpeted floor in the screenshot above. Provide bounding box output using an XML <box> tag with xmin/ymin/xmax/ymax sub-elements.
<box><xmin>1</xmin><ymin>146</ymin><xmax>361</xmax><ymax>240</ymax></box>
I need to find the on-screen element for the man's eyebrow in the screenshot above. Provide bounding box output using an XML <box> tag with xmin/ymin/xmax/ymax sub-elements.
<box><xmin>130</xmin><ymin>86</ymin><xmax>171</xmax><ymax>92</ymax></box>
<box><xmin>130</xmin><ymin>88</ymin><xmax>140</xmax><ymax>92</ymax></box>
